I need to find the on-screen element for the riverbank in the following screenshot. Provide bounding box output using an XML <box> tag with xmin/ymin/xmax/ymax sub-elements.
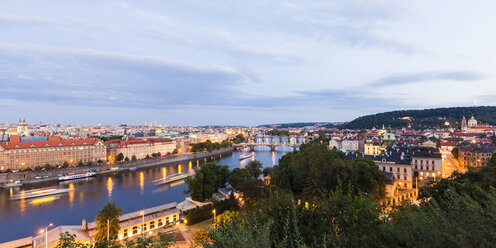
<box><xmin>0</xmin><ymin>147</ymin><xmax>234</xmax><ymax>186</ymax></box>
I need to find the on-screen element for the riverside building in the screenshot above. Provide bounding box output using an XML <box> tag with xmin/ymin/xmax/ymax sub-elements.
<box><xmin>0</xmin><ymin>135</ymin><xmax>106</xmax><ymax>171</ymax></box>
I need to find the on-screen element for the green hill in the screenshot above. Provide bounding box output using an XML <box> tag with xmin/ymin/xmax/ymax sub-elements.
<box><xmin>338</xmin><ymin>106</ymin><xmax>496</xmax><ymax>130</ymax></box>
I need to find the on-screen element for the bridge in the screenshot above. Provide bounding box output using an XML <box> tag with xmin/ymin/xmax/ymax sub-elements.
<box><xmin>234</xmin><ymin>135</ymin><xmax>308</xmax><ymax>152</ymax></box>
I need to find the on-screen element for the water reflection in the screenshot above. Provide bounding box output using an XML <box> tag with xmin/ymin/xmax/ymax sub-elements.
<box><xmin>188</xmin><ymin>161</ymin><xmax>193</xmax><ymax>172</ymax></box>
<box><xmin>139</xmin><ymin>172</ymin><xmax>144</xmax><ymax>194</ymax></box>
<box><xmin>68</xmin><ymin>183</ymin><xmax>74</xmax><ymax>208</ymax></box>
<box><xmin>178</xmin><ymin>164</ymin><xmax>182</xmax><ymax>174</ymax></box>
<box><xmin>30</xmin><ymin>196</ymin><xmax>58</xmax><ymax>205</ymax></box>
<box><xmin>107</xmin><ymin>177</ymin><xmax>113</xmax><ymax>198</ymax></box>
<box><xmin>162</xmin><ymin>167</ymin><xmax>167</xmax><ymax>179</ymax></box>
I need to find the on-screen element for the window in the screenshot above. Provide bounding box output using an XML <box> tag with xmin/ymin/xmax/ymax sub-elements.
<box><xmin>173</xmin><ymin>215</ymin><xmax>177</xmax><ymax>222</ymax></box>
<box><xmin>382</xmin><ymin>166</ymin><xmax>385</xmax><ymax>171</ymax></box>
<box><xmin>143</xmin><ymin>224</ymin><xmax>147</xmax><ymax>231</ymax></box>
<box><xmin>133</xmin><ymin>226</ymin><xmax>138</xmax><ymax>234</ymax></box>
<box><xmin>158</xmin><ymin>219</ymin><xmax>163</xmax><ymax>226</ymax></box>
<box><xmin>123</xmin><ymin>229</ymin><xmax>128</xmax><ymax>237</ymax></box>
<box><xmin>415</xmin><ymin>165</ymin><xmax>418</xmax><ymax>170</ymax></box>
<box><xmin>404</xmin><ymin>176</ymin><xmax>407</xmax><ymax>180</ymax></box>
<box><xmin>150</xmin><ymin>221</ymin><xmax>155</xmax><ymax>229</ymax></box>
<box><xmin>415</xmin><ymin>160</ymin><xmax>417</xmax><ymax>164</ymax></box>
<box><xmin>397</xmin><ymin>175</ymin><xmax>400</xmax><ymax>179</ymax></box>
<box><xmin>397</xmin><ymin>168</ymin><xmax>400</xmax><ymax>172</ymax></box>
<box><xmin>166</xmin><ymin>217</ymin><xmax>170</xmax><ymax>224</ymax></box>
<box><xmin>404</xmin><ymin>168</ymin><xmax>407</xmax><ymax>173</ymax></box>
<box><xmin>420</xmin><ymin>160</ymin><xmax>423</xmax><ymax>164</ymax></box>
<box><xmin>426</xmin><ymin>165</ymin><xmax>429</xmax><ymax>170</ymax></box>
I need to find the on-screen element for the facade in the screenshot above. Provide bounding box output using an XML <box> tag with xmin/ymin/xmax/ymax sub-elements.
<box><xmin>458</xmin><ymin>145</ymin><xmax>496</xmax><ymax>167</ymax></box>
<box><xmin>411</xmin><ymin>150</ymin><xmax>443</xmax><ymax>180</ymax></box>
<box><xmin>0</xmin><ymin>135</ymin><xmax>106</xmax><ymax>170</ymax></box>
<box><xmin>106</xmin><ymin>137</ymin><xmax>176</xmax><ymax>160</ymax></box>
<box><xmin>342</xmin><ymin>140</ymin><xmax>360</xmax><ymax>152</ymax></box>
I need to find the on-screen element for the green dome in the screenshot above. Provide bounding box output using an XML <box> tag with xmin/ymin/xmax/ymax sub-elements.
<box><xmin>383</xmin><ymin>133</ymin><xmax>396</xmax><ymax>141</ymax></box>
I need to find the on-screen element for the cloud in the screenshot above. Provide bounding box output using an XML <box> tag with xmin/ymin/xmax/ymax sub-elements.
<box><xmin>369</xmin><ymin>71</ymin><xmax>485</xmax><ymax>87</ymax></box>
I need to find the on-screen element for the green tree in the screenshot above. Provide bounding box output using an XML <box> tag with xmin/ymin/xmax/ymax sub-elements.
<box><xmin>115</xmin><ymin>153</ymin><xmax>124</xmax><ymax>162</ymax></box>
<box><xmin>184</xmin><ymin>162</ymin><xmax>230</xmax><ymax>201</ymax></box>
<box><xmin>124</xmin><ymin>157</ymin><xmax>129</xmax><ymax>161</ymax></box>
<box><xmin>228</xmin><ymin>168</ymin><xmax>251</xmax><ymax>190</ymax></box>
<box><xmin>94</xmin><ymin>201</ymin><xmax>122</xmax><ymax>241</ymax></box>
<box><xmin>245</xmin><ymin>160</ymin><xmax>263</xmax><ymax>179</ymax></box>
<box><xmin>63</xmin><ymin>161</ymin><xmax>70</xmax><ymax>168</ymax></box>
<box><xmin>78</xmin><ymin>160</ymin><xmax>84</xmax><ymax>167</ymax></box>
<box><xmin>131</xmin><ymin>155</ymin><xmax>137</xmax><ymax>160</ymax></box>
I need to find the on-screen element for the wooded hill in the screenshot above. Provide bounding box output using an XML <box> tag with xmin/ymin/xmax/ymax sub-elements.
<box><xmin>337</xmin><ymin>106</ymin><xmax>496</xmax><ymax>130</ymax></box>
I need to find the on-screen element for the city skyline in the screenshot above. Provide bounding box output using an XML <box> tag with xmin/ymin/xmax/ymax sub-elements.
<box><xmin>1</xmin><ymin>1</ymin><xmax>496</xmax><ymax>125</ymax></box>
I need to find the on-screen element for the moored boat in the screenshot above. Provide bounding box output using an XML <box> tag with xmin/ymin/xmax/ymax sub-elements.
<box><xmin>58</xmin><ymin>172</ymin><xmax>96</xmax><ymax>181</ymax></box>
<box><xmin>239</xmin><ymin>153</ymin><xmax>253</xmax><ymax>160</ymax></box>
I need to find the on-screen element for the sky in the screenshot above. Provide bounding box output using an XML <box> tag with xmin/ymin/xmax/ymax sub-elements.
<box><xmin>0</xmin><ymin>0</ymin><xmax>495</xmax><ymax>126</ymax></box>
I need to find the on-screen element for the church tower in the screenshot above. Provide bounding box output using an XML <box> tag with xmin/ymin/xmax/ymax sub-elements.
<box><xmin>461</xmin><ymin>116</ymin><xmax>468</xmax><ymax>131</ymax></box>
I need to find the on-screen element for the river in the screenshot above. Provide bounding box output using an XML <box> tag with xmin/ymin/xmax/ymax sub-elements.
<box><xmin>0</xmin><ymin>146</ymin><xmax>294</xmax><ymax>243</ymax></box>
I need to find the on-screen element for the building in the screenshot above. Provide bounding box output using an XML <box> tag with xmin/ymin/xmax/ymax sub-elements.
<box><xmin>364</xmin><ymin>140</ymin><xmax>386</xmax><ymax>155</ymax></box>
<box><xmin>468</xmin><ymin>115</ymin><xmax>478</xmax><ymax>128</ymax></box>
<box><xmin>106</xmin><ymin>137</ymin><xmax>176</xmax><ymax>160</ymax></box>
<box><xmin>411</xmin><ymin>150</ymin><xmax>443</xmax><ymax>180</ymax></box>
<box><xmin>0</xmin><ymin>135</ymin><xmax>106</xmax><ymax>171</ymax></box>
<box><xmin>87</xmin><ymin>202</ymin><xmax>180</xmax><ymax>241</ymax></box>
<box><xmin>342</xmin><ymin>140</ymin><xmax>360</xmax><ymax>152</ymax></box>
<box><xmin>458</xmin><ymin>145</ymin><xmax>496</xmax><ymax>167</ymax></box>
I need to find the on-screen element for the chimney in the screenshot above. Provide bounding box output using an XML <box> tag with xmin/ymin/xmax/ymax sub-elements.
<box><xmin>82</xmin><ymin>218</ymin><xmax>87</xmax><ymax>231</ymax></box>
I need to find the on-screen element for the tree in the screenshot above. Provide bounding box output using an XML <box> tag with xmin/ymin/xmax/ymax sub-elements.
<box><xmin>239</xmin><ymin>179</ymin><xmax>265</xmax><ymax>205</ymax></box>
<box><xmin>229</xmin><ymin>168</ymin><xmax>251</xmax><ymax>190</ymax></box>
<box><xmin>245</xmin><ymin>160</ymin><xmax>263</xmax><ymax>179</ymax></box>
<box><xmin>97</xmin><ymin>159</ymin><xmax>104</xmax><ymax>164</ymax></box>
<box><xmin>63</xmin><ymin>161</ymin><xmax>69</xmax><ymax>168</ymax></box>
<box><xmin>78</xmin><ymin>160</ymin><xmax>84</xmax><ymax>167</ymax></box>
<box><xmin>44</xmin><ymin>163</ymin><xmax>51</xmax><ymax>169</ymax></box>
<box><xmin>451</xmin><ymin>147</ymin><xmax>459</xmax><ymax>159</ymax></box>
<box><xmin>124</xmin><ymin>157</ymin><xmax>129</xmax><ymax>161</ymax></box>
<box><xmin>271</xmin><ymin>141</ymin><xmax>386</xmax><ymax>199</ymax></box>
<box><xmin>184</xmin><ymin>162</ymin><xmax>230</xmax><ymax>201</ymax></box>
<box><xmin>116</xmin><ymin>153</ymin><xmax>124</xmax><ymax>162</ymax></box>
<box><xmin>262</xmin><ymin>167</ymin><xmax>272</xmax><ymax>177</ymax></box>
<box><xmin>94</xmin><ymin>202</ymin><xmax>122</xmax><ymax>241</ymax></box>
<box><xmin>131</xmin><ymin>155</ymin><xmax>137</xmax><ymax>160</ymax></box>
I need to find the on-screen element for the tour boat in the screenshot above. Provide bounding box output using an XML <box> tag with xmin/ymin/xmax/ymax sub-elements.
<box><xmin>3</xmin><ymin>180</ymin><xmax>22</xmax><ymax>188</ymax></box>
<box><xmin>58</xmin><ymin>172</ymin><xmax>96</xmax><ymax>181</ymax></box>
<box><xmin>10</xmin><ymin>186</ymin><xmax>73</xmax><ymax>200</ymax></box>
<box><xmin>239</xmin><ymin>153</ymin><xmax>253</xmax><ymax>160</ymax></box>
<box><xmin>153</xmin><ymin>173</ymin><xmax>192</xmax><ymax>185</ymax></box>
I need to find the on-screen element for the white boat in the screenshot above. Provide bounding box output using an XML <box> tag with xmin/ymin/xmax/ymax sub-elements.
<box><xmin>58</xmin><ymin>172</ymin><xmax>96</xmax><ymax>181</ymax></box>
<box><xmin>153</xmin><ymin>173</ymin><xmax>192</xmax><ymax>185</ymax></box>
<box><xmin>239</xmin><ymin>153</ymin><xmax>253</xmax><ymax>160</ymax></box>
<box><xmin>11</xmin><ymin>186</ymin><xmax>73</xmax><ymax>200</ymax></box>
<box><xmin>128</xmin><ymin>167</ymin><xmax>137</xmax><ymax>171</ymax></box>
<box><xmin>3</xmin><ymin>181</ymin><xmax>22</xmax><ymax>188</ymax></box>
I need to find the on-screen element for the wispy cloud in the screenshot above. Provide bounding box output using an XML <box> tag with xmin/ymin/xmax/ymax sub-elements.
<box><xmin>369</xmin><ymin>71</ymin><xmax>485</xmax><ymax>87</ymax></box>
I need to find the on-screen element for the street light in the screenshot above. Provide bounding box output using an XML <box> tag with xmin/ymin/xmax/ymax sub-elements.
<box><xmin>213</xmin><ymin>209</ymin><xmax>216</xmax><ymax>225</ymax></box>
<box><xmin>39</xmin><ymin>223</ymin><xmax>53</xmax><ymax>248</ymax></box>
<box><xmin>140</xmin><ymin>211</ymin><xmax>145</xmax><ymax>239</ymax></box>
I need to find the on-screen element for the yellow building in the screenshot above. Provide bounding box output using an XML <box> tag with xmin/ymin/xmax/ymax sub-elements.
<box><xmin>364</xmin><ymin>141</ymin><xmax>386</xmax><ymax>155</ymax></box>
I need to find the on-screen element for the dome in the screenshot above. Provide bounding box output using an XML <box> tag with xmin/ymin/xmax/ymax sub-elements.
<box><xmin>383</xmin><ymin>132</ymin><xmax>396</xmax><ymax>141</ymax></box>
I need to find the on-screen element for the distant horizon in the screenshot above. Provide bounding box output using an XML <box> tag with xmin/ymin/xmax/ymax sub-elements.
<box><xmin>1</xmin><ymin>105</ymin><xmax>489</xmax><ymax>127</ymax></box>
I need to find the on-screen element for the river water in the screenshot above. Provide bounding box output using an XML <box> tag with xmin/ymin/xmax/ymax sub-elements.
<box><xmin>0</xmin><ymin>145</ymin><xmax>294</xmax><ymax>243</ymax></box>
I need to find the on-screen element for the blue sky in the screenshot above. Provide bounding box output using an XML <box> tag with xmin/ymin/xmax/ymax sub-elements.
<box><xmin>1</xmin><ymin>0</ymin><xmax>495</xmax><ymax>126</ymax></box>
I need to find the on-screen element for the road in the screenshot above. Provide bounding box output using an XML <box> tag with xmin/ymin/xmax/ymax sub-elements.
<box><xmin>441</xmin><ymin>150</ymin><xmax>466</xmax><ymax>177</ymax></box>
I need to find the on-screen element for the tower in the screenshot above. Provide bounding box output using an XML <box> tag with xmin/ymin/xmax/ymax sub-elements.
<box><xmin>461</xmin><ymin>116</ymin><xmax>468</xmax><ymax>131</ymax></box>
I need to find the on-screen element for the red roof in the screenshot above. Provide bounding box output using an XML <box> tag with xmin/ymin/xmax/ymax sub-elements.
<box><xmin>0</xmin><ymin>135</ymin><xmax>100</xmax><ymax>149</ymax></box>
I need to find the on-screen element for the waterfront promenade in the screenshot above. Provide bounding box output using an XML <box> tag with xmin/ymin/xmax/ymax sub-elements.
<box><xmin>0</xmin><ymin>148</ymin><xmax>234</xmax><ymax>185</ymax></box>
